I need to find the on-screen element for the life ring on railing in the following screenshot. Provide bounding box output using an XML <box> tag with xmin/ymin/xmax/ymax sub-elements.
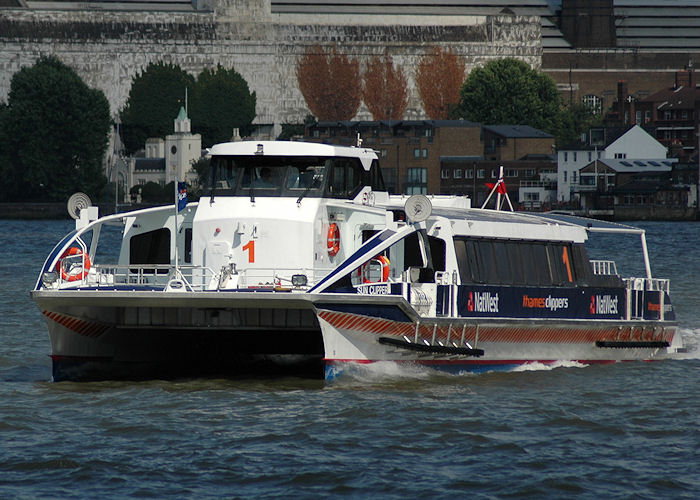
<box><xmin>356</xmin><ymin>255</ymin><xmax>390</xmax><ymax>283</ymax></box>
<box><xmin>327</xmin><ymin>223</ymin><xmax>340</xmax><ymax>257</ymax></box>
<box><xmin>55</xmin><ymin>247</ymin><xmax>91</xmax><ymax>282</ymax></box>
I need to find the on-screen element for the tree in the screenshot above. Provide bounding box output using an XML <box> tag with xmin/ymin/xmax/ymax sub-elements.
<box><xmin>362</xmin><ymin>51</ymin><xmax>408</xmax><ymax>120</ymax></box>
<box><xmin>557</xmin><ymin>101</ymin><xmax>604</xmax><ymax>147</ymax></box>
<box><xmin>415</xmin><ymin>47</ymin><xmax>466</xmax><ymax>120</ymax></box>
<box><xmin>190</xmin><ymin>64</ymin><xmax>256</xmax><ymax>147</ymax></box>
<box><xmin>296</xmin><ymin>45</ymin><xmax>361</xmax><ymax>121</ymax></box>
<box><xmin>455</xmin><ymin>58</ymin><xmax>562</xmax><ymax>136</ymax></box>
<box><xmin>0</xmin><ymin>55</ymin><xmax>110</xmax><ymax>202</ymax></box>
<box><xmin>120</xmin><ymin>62</ymin><xmax>195</xmax><ymax>153</ymax></box>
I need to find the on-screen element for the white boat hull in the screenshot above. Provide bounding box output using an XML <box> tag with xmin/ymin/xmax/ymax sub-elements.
<box><xmin>317</xmin><ymin>306</ymin><xmax>681</xmax><ymax>378</ymax></box>
<box><xmin>33</xmin><ymin>290</ymin><xmax>325</xmax><ymax>381</ymax></box>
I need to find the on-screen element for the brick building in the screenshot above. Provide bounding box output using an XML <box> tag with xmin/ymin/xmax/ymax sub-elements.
<box><xmin>306</xmin><ymin>120</ymin><xmax>481</xmax><ymax>195</ymax></box>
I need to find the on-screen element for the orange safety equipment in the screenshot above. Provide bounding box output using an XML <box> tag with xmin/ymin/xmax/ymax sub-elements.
<box><xmin>56</xmin><ymin>247</ymin><xmax>91</xmax><ymax>282</ymax></box>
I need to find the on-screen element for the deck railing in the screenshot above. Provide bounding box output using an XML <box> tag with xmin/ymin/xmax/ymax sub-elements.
<box><xmin>56</xmin><ymin>262</ymin><xmax>326</xmax><ymax>292</ymax></box>
<box><xmin>591</xmin><ymin>259</ymin><xmax>618</xmax><ymax>276</ymax></box>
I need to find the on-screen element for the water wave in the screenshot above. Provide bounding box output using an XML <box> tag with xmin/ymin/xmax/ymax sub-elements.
<box><xmin>678</xmin><ymin>327</ymin><xmax>700</xmax><ymax>359</ymax></box>
<box><xmin>509</xmin><ymin>360</ymin><xmax>589</xmax><ymax>372</ymax></box>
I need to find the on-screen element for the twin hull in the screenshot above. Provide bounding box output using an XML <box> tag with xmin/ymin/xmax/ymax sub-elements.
<box><xmin>34</xmin><ymin>287</ymin><xmax>679</xmax><ymax>381</ymax></box>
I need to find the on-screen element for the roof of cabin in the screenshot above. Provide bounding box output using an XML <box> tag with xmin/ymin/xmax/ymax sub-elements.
<box><xmin>208</xmin><ymin>140</ymin><xmax>379</xmax><ymax>165</ymax></box>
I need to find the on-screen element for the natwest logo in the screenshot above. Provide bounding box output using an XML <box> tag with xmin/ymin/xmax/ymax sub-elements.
<box><xmin>467</xmin><ymin>291</ymin><xmax>499</xmax><ymax>313</ymax></box>
<box><xmin>590</xmin><ymin>294</ymin><xmax>619</xmax><ymax>315</ymax></box>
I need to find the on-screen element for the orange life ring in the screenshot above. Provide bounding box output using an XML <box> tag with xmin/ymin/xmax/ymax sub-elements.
<box><xmin>377</xmin><ymin>255</ymin><xmax>390</xmax><ymax>282</ymax></box>
<box><xmin>55</xmin><ymin>247</ymin><xmax>91</xmax><ymax>282</ymax></box>
<box><xmin>327</xmin><ymin>223</ymin><xmax>340</xmax><ymax>257</ymax></box>
<box><xmin>356</xmin><ymin>255</ymin><xmax>390</xmax><ymax>283</ymax></box>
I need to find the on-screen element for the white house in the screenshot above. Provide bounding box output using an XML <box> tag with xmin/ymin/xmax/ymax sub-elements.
<box><xmin>557</xmin><ymin>125</ymin><xmax>668</xmax><ymax>202</ymax></box>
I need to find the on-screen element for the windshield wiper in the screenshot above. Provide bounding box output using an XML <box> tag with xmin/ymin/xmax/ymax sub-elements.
<box><xmin>249</xmin><ymin>185</ymin><xmax>255</xmax><ymax>203</ymax></box>
<box><xmin>296</xmin><ymin>184</ymin><xmax>313</xmax><ymax>205</ymax></box>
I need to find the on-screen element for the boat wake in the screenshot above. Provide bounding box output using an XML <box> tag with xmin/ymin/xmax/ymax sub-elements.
<box><xmin>677</xmin><ymin>327</ymin><xmax>700</xmax><ymax>359</ymax></box>
<box><xmin>328</xmin><ymin>359</ymin><xmax>592</xmax><ymax>386</ymax></box>
<box><xmin>509</xmin><ymin>360</ymin><xmax>589</xmax><ymax>372</ymax></box>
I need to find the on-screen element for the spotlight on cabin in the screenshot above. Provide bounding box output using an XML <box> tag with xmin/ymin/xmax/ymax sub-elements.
<box><xmin>291</xmin><ymin>274</ymin><xmax>308</xmax><ymax>287</ymax></box>
<box><xmin>42</xmin><ymin>271</ymin><xmax>58</xmax><ymax>287</ymax></box>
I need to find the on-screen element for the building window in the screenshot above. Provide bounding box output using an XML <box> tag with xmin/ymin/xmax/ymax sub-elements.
<box><xmin>523</xmin><ymin>169</ymin><xmax>535</xmax><ymax>177</ymax></box>
<box><xmin>682</xmin><ymin>110</ymin><xmax>688</xmax><ymax>120</ymax></box>
<box><xmin>441</xmin><ymin>169</ymin><xmax>449</xmax><ymax>179</ymax></box>
<box><xmin>477</xmin><ymin>169</ymin><xmax>485</xmax><ymax>179</ymax></box>
<box><xmin>644</xmin><ymin>111</ymin><xmax>651</xmax><ymax>123</ymax></box>
<box><xmin>454</xmin><ymin>169</ymin><xmax>463</xmax><ymax>179</ymax></box>
<box><xmin>564</xmin><ymin>171</ymin><xmax>568</xmax><ymax>182</ymax></box>
<box><xmin>413</xmin><ymin>148</ymin><xmax>420</xmax><ymax>158</ymax></box>
<box><xmin>563</xmin><ymin>152</ymin><xmax>568</xmax><ymax>162</ymax></box>
<box><xmin>491</xmin><ymin>169</ymin><xmax>498</xmax><ymax>178</ymax></box>
<box><xmin>614</xmin><ymin>153</ymin><xmax>627</xmax><ymax>159</ymax></box>
<box><xmin>525</xmin><ymin>192</ymin><xmax>540</xmax><ymax>202</ymax></box>
<box><xmin>635</xmin><ymin>111</ymin><xmax>641</xmax><ymax>124</ymax></box>
<box><xmin>380</xmin><ymin>149</ymin><xmax>387</xmax><ymax>158</ymax></box>
<box><xmin>406</xmin><ymin>186</ymin><xmax>427</xmax><ymax>195</ymax></box>
<box><xmin>573</xmin><ymin>152</ymin><xmax>577</xmax><ymax>162</ymax></box>
<box><xmin>405</xmin><ymin>166</ymin><xmax>427</xmax><ymax>195</ymax></box>
<box><xmin>572</xmin><ymin>172</ymin><xmax>577</xmax><ymax>183</ymax></box>
<box><xmin>422</xmin><ymin>148</ymin><xmax>428</xmax><ymax>158</ymax></box>
<box><xmin>582</xmin><ymin>94</ymin><xmax>602</xmax><ymax>115</ymax></box>
<box><xmin>407</xmin><ymin>168</ymin><xmax>427</xmax><ymax>183</ymax></box>
<box><xmin>465</xmin><ymin>170</ymin><xmax>474</xmax><ymax>179</ymax></box>
<box><xmin>505</xmin><ymin>169</ymin><xmax>518</xmax><ymax>177</ymax></box>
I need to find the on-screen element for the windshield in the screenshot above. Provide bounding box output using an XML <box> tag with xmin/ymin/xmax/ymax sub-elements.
<box><xmin>209</xmin><ymin>155</ymin><xmax>365</xmax><ymax>198</ymax></box>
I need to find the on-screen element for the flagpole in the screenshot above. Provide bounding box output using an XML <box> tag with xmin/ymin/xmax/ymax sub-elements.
<box><xmin>174</xmin><ymin>179</ymin><xmax>179</xmax><ymax>278</ymax></box>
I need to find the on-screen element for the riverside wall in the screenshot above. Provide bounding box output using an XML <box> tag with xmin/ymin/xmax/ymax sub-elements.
<box><xmin>0</xmin><ymin>1</ymin><xmax>541</xmax><ymax>127</ymax></box>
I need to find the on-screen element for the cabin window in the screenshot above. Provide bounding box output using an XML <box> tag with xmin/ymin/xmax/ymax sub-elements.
<box><xmin>455</xmin><ymin>237</ymin><xmax>579</xmax><ymax>287</ymax></box>
<box><xmin>130</xmin><ymin>228</ymin><xmax>170</xmax><ymax>268</ymax></box>
<box><xmin>184</xmin><ymin>228</ymin><xmax>192</xmax><ymax>264</ymax></box>
<box><xmin>365</xmin><ymin>160</ymin><xmax>386</xmax><ymax>192</ymax></box>
<box><xmin>328</xmin><ymin>159</ymin><xmax>364</xmax><ymax>198</ymax></box>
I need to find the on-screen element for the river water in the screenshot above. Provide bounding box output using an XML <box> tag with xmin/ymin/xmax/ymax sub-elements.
<box><xmin>1</xmin><ymin>219</ymin><xmax>698</xmax><ymax>498</ymax></box>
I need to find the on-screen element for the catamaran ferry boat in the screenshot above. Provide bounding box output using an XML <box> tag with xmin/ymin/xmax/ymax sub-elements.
<box><xmin>31</xmin><ymin>140</ymin><xmax>684</xmax><ymax>381</ymax></box>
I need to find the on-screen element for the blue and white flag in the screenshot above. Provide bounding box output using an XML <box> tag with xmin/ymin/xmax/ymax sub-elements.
<box><xmin>177</xmin><ymin>182</ymin><xmax>188</xmax><ymax>212</ymax></box>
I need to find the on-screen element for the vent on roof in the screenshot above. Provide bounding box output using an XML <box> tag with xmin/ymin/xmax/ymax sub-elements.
<box><xmin>620</xmin><ymin>161</ymin><xmax>633</xmax><ymax>167</ymax></box>
<box><xmin>634</xmin><ymin>161</ymin><xmax>645</xmax><ymax>166</ymax></box>
<box><xmin>648</xmin><ymin>161</ymin><xmax>660</xmax><ymax>166</ymax></box>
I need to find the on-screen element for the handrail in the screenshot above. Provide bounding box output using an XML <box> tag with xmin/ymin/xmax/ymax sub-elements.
<box><xmin>591</xmin><ymin>259</ymin><xmax>617</xmax><ymax>276</ymax></box>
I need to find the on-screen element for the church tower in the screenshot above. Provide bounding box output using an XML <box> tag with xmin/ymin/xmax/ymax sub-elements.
<box><xmin>165</xmin><ymin>106</ymin><xmax>201</xmax><ymax>185</ymax></box>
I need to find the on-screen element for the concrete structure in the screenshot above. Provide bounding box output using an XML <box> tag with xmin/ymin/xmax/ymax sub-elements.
<box><xmin>0</xmin><ymin>1</ymin><xmax>541</xmax><ymax>132</ymax></box>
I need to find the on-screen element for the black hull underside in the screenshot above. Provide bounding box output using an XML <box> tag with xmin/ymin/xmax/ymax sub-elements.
<box><xmin>51</xmin><ymin>328</ymin><xmax>325</xmax><ymax>382</ymax></box>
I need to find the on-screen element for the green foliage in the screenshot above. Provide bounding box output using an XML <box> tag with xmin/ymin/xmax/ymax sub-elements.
<box><xmin>557</xmin><ymin>101</ymin><xmax>604</xmax><ymax>147</ymax></box>
<box><xmin>190</xmin><ymin>64</ymin><xmax>256</xmax><ymax>147</ymax></box>
<box><xmin>0</xmin><ymin>55</ymin><xmax>110</xmax><ymax>202</ymax></box>
<box><xmin>455</xmin><ymin>58</ymin><xmax>562</xmax><ymax>136</ymax></box>
<box><xmin>119</xmin><ymin>62</ymin><xmax>195</xmax><ymax>153</ymax></box>
<box><xmin>191</xmin><ymin>156</ymin><xmax>211</xmax><ymax>195</ymax></box>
